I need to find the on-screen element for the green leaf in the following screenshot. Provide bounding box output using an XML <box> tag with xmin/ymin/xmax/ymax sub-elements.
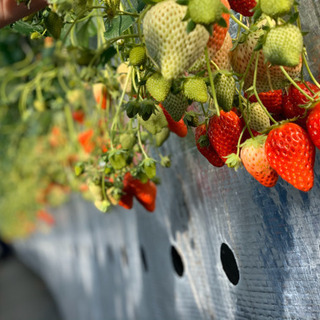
<box><xmin>75</xmin><ymin>17</ymin><xmax>97</xmax><ymax>47</ymax></box>
<box><xmin>99</xmin><ymin>46</ymin><xmax>117</xmax><ymax>65</ymax></box>
<box><xmin>104</xmin><ymin>15</ymin><xmax>134</xmax><ymax>40</ymax></box>
<box><xmin>217</xmin><ymin>17</ymin><xmax>227</xmax><ymax>28</ymax></box>
<box><xmin>186</xmin><ymin>20</ymin><xmax>196</xmax><ymax>34</ymax></box>
<box><xmin>288</xmin><ymin>12</ymin><xmax>299</xmax><ymax>24</ymax></box>
<box><xmin>11</xmin><ymin>21</ymin><xmax>43</xmax><ymax>35</ymax></box>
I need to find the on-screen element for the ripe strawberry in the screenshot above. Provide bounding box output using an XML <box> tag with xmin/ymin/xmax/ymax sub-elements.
<box><xmin>231</xmin><ymin>18</ymin><xmax>301</xmax><ymax>93</ymax></box>
<box><xmin>207</xmin><ymin>110</ymin><xmax>244</xmax><ymax>162</ymax></box>
<box><xmin>146</xmin><ymin>72</ymin><xmax>172</xmax><ymax>102</ymax></box>
<box><xmin>195</xmin><ymin>124</ymin><xmax>224</xmax><ymax>167</ymax></box>
<box><xmin>123</xmin><ymin>173</ymin><xmax>157</xmax><ymax>212</ymax></box>
<box><xmin>118</xmin><ymin>192</ymin><xmax>134</xmax><ymax>210</ymax></box>
<box><xmin>143</xmin><ymin>0</ymin><xmax>209</xmax><ymax>79</ymax></box>
<box><xmin>129</xmin><ymin>46</ymin><xmax>146</xmax><ymax>66</ymax></box>
<box><xmin>282</xmin><ymin>82</ymin><xmax>319</xmax><ymax>127</ymax></box>
<box><xmin>78</xmin><ymin>129</ymin><xmax>95</xmax><ymax>153</ymax></box>
<box><xmin>245</xmin><ymin>102</ymin><xmax>270</xmax><ymax>132</ymax></box>
<box><xmin>289</xmin><ymin>81</ymin><xmax>319</xmax><ymax>107</ymax></box>
<box><xmin>183</xmin><ymin>77</ymin><xmax>208</xmax><ymax>103</ymax></box>
<box><xmin>263</xmin><ymin>24</ymin><xmax>303</xmax><ymax>67</ymax></box>
<box><xmin>265</xmin><ymin>123</ymin><xmax>315</xmax><ymax>192</ymax></box>
<box><xmin>214</xmin><ymin>73</ymin><xmax>236</xmax><ymax>112</ymax></box>
<box><xmin>72</xmin><ymin>110</ymin><xmax>85</xmax><ymax>124</ymax></box>
<box><xmin>162</xmin><ymin>92</ymin><xmax>189</xmax><ymax>121</ymax></box>
<box><xmin>241</xmin><ymin>135</ymin><xmax>278</xmax><ymax>187</ymax></box>
<box><xmin>228</xmin><ymin>0</ymin><xmax>256</xmax><ymax>16</ymax></box>
<box><xmin>160</xmin><ymin>104</ymin><xmax>188</xmax><ymax>137</ymax></box>
<box><xmin>260</xmin><ymin>0</ymin><xmax>294</xmax><ymax>18</ymax></box>
<box><xmin>248</xmin><ymin>89</ymin><xmax>283</xmax><ymax>115</ymax></box>
<box><xmin>210</xmin><ymin>0</ymin><xmax>230</xmax><ymax>54</ymax></box>
<box><xmin>93</xmin><ymin>83</ymin><xmax>108</xmax><ymax>109</ymax></box>
<box><xmin>188</xmin><ymin>0</ymin><xmax>223</xmax><ymax>25</ymax></box>
<box><xmin>306</xmin><ymin>102</ymin><xmax>320</xmax><ymax>149</ymax></box>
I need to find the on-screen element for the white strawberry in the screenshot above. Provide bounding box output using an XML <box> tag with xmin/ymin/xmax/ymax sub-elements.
<box><xmin>231</xmin><ymin>18</ymin><xmax>301</xmax><ymax>93</ymax></box>
<box><xmin>143</xmin><ymin>0</ymin><xmax>209</xmax><ymax>80</ymax></box>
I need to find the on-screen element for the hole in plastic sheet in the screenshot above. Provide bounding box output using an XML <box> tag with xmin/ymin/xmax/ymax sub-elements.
<box><xmin>121</xmin><ymin>247</ymin><xmax>128</xmax><ymax>266</ymax></box>
<box><xmin>220</xmin><ymin>243</ymin><xmax>239</xmax><ymax>285</ymax></box>
<box><xmin>171</xmin><ymin>245</ymin><xmax>184</xmax><ymax>277</ymax></box>
<box><xmin>107</xmin><ymin>246</ymin><xmax>114</xmax><ymax>263</ymax></box>
<box><xmin>140</xmin><ymin>246</ymin><xmax>148</xmax><ymax>272</ymax></box>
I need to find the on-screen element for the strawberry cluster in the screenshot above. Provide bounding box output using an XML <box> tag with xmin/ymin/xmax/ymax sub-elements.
<box><xmin>2</xmin><ymin>0</ymin><xmax>320</xmax><ymax>239</ymax></box>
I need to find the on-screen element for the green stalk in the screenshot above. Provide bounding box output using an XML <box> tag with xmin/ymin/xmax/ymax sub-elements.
<box><xmin>253</xmin><ymin>54</ymin><xmax>278</xmax><ymax>124</ymax></box>
<box><xmin>205</xmin><ymin>47</ymin><xmax>220</xmax><ymax>116</ymax></box>
<box><xmin>230</xmin><ymin>14</ymin><xmax>251</xmax><ymax>32</ymax></box>
<box><xmin>137</xmin><ymin>126</ymin><xmax>149</xmax><ymax>159</ymax></box>
<box><xmin>280</xmin><ymin>65</ymin><xmax>314</xmax><ymax>102</ymax></box>
<box><xmin>302</xmin><ymin>52</ymin><xmax>320</xmax><ymax>90</ymax></box>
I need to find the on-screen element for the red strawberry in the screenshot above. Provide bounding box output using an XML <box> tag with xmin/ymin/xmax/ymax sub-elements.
<box><xmin>207</xmin><ymin>110</ymin><xmax>244</xmax><ymax>162</ymax></box>
<box><xmin>240</xmin><ymin>136</ymin><xmax>278</xmax><ymax>187</ymax></box>
<box><xmin>78</xmin><ymin>129</ymin><xmax>95</xmax><ymax>153</ymax></box>
<box><xmin>123</xmin><ymin>173</ymin><xmax>157</xmax><ymax>212</ymax></box>
<box><xmin>282</xmin><ymin>82</ymin><xmax>319</xmax><ymax>127</ymax></box>
<box><xmin>265</xmin><ymin>123</ymin><xmax>315</xmax><ymax>192</ymax></box>
<box><xmin>210</xmin><ymin>0</ymin><xmax>230</xmax><ymax>55</ymax></box>
<box><xmin>228</xmin><ymin>0</ymin><xmax>257</xmax><ymax>16</ymax></box>
<box><xmin>289</xmin><ymin>81</ymin><xmax>319</xmax><ymax>107</ymax></box>
<box><xmin>118</xmin><ymin>192</ymin><xmax>134</xmax><ymax>210</ymax></box>
<box><xmin>72</xmin><ymin>110</ymin><xmax>85</xmax><ymax>124</ymax></box>
<box><xmin>195</xmin><ymin>124</ymin><xmax>224</xmax><ymax>167</ymax></box>
<box><xmin>248</xmin><ymin>89</ymin><xmax>283</xmax><ymax>115</ymax></box>
<box><xmin>159</xmin><ymin>104</ymin><xmax>188</xmax><ymax>137</ymax></box>
<box><xmin>307</xmin><ymin>102</ymin><xmax>320</xmax><ymax>149</ymax></box>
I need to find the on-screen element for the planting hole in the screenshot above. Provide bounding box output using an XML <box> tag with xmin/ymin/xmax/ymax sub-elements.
<box><xmin>171</xmin><ymin>245</ymin><xmax>184</xmax><ymax>277</ymax></box>
<box><xmin>140</xmin><ymin>246</ymin><xmax>148</xmax><ymax>272</ymax></box>
<box><xmin>220</xmin><ymin>243</ymin><xmax>239</xmax><ymax>285</ymax></box>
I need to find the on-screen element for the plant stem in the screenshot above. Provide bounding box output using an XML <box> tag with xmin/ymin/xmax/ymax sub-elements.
<box><xmin>302</xmin><ymin>52</ymin><xmax>320</xmax><ymax>90</ymax></box>
<box><xmin>253</xmin><ymin>54</ymin><xmax>278</xmax><ymax>124</ymax></box>
<box><xmin>205</xmin><ymin>47</ymin><xmax>220</xmax><ymax>116</ymax></box>
<box><xmin>110</xmin><ymin>66</ymin><xmax>133</xmax><ymax>148</ymax></box>
<box><xmin>280</xmin><ymin>65</ymin><xmax>314</xmax><ymax>101</ymax></box>
<box><xmin>137</xmin><ymin>126</ymin><xmax>149</xmax><ymax>159</ymax></box>
<box><xmin>230</xmin><ymin>14</ymin><xmax>251</xmax><ymax>32</ymax></box>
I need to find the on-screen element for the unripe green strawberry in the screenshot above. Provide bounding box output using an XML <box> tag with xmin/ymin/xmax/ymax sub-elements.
<box><xmin>214</xmin><ymin>73</ymin><xmax>236</xmax><ymax>112</ymax></box>
<box><xmin>94</xmin><ymin>199</ymin><xmax>110</xmax><ymax>213</ymax></box>
<box><xmin>88</xmin><ymin>181</ymin><xmax>103</xmax><ymax>201</ymax></box>
<box><xmin>146</xmin><ymin>73</ymin><xmax>172</xmax><ymax>102</ymax></box>
<box><xmin>142</xmin><ymin>159</ymin><xmax>157</xmax><ymax>179</ymax></box>
<box><xmin>260</xmin><ymin>0</ymin><xmax>294</xmax><ymax>18</ymax></box>
<box><xmin>143</xmin><ymin>0</ymin><xmax>209</xmax><ymax>79</ymax></box>
<box><xmin>129</xmin><ymin>46</ymin><xmax>146</xmax><ymax>66</ymax></box>
<box><xmin>245</xmin><ymin>102</ymin><xmax>270</xmax><ymax>132</ymax></box>
<box><xmin>109</xmin><ymin>150</ymin><xmax>127</xmax><ymax>170</ymax></box>
<box><xmin>188</xmin><ymin>0</ymin><xmax>222</xmax><ymax>25</ymax></box>
<box><xmin>231</xmin><ymin>17</ymin><xmax>302</xmax><ymax>92</ymax></box>
<box><xmin>74</xmin><ymin>162</ymin><xmax>85</xmax><ymax>176</ymax></box>
<box><xmin>163</xmin><ymin>92</ymin><xmax>189</xmax><ymax>121</ymax></box>
<box><xmin>183</xmin><ymin>77</ymin><xmax>208</xmax><ymax>103</ymax></box>
<box><xmin>119</xmin><ymin>133</ymin><xmax>136</xmax><ymax>150</ymax></box>
<box><xmin>155</xmin><ymin>127</ymin><xmax>170</xmax><ymax>147</ymax></box>
<box><xmin>44</xmin><ymin>11</ymin><xmax>63</xmax><ymax>39</ymax></box>
<box><xmin>125</xmin><ymin>100</ymin><xmax>140</xmax><ymax>118</ymax></box>
<box><xmin>263</xmin><ymin>24</ymin><xmax>303</xmax><ymax>67</ymax></box>
<box><xmin>138</xmin><ymin>106</ymin><xmax>168</xmax><ymax>134</ymax></box>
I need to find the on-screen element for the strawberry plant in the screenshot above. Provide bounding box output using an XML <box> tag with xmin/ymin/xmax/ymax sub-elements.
<box><xmin>1</xmin><ymin>0</ymin><xmax>320</xmax><ymax>240</ymax></box>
